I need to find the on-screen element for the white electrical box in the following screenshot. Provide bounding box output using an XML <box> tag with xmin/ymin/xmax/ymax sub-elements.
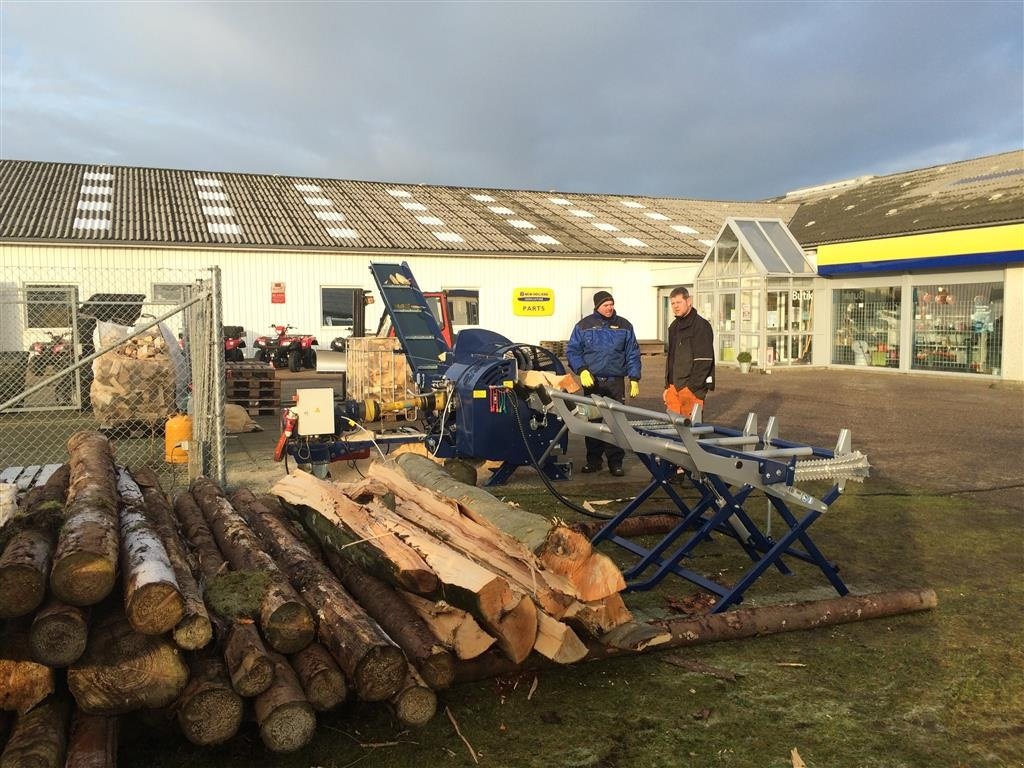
<box><xmin>295</xmin><ymin>388</ymin><xmax>335</xmax><ymax>435</ymax></box>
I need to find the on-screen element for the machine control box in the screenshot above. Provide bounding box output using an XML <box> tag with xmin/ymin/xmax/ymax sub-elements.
<box><xmin>295</xmin><ymin>388</ymin><xmax>335</xmax><ymax>435</ymax></box>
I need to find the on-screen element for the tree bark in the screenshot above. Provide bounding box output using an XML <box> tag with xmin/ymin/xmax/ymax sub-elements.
<box><xmin>0</xmin><ymin>695</ymin><xmax>69</xmax><ymax>768</ymax></box>
<box><xmin>67</xmin><ymin>611</ymin><xmax>189</xmax><ymax>715</ymax></box>
<box><xmin>64</xmin><ymin>709</ymin><xmax>117</xmax><ymax>768</ymax></box>
<box><xmin>172</xmin><ymin>490</ymin><xmax>275</xmax><ymax>697</ymax></box>
<box><xmin>572</xmin><ymin>515</ymin><xmax>682</xmax><ymax>540</ymax></box>
<box><xmin>29</xmin><ymin>599</ymin><xmax>88</xmax><ymax>667</ymax></box>
<box><xmin>50</xmin><ymin>432</ymin><xmax>119</xmax><ymax>607</ymax></box>
<box><xmin>116</xmin><ymin>470</ymin><xmax>184</xmax><ymax>636</ymax></box>
<box><xmin>0</xmin><ymin>465</ymin><xmax>69</xmax><ymax>620</ymax></box>
<box><xmin>230</xmin><ymin>489</ymin><xmax>406</xmax><ymax>702</ymax></box>
<box><xmin>133</xmin><ymin>468</ymin><xmax>211</xmax><ymax>651</ymax></box>
<box><xmin>174</xmin><ymin>653</ymin><xmax>243</xmax><ymax>746</ymax></box>
<box><xmin>253</xmin><ymin>652</ymin><xmax>316</xmax><ymax>754</ymax></box>
<box><xmin>324</xmin><ymin>549</ymin><xmax>454</xmax><ymax>690</ymax></box>
<box><xmin>0</xmin><ymin>623</ymin><xmax>54</xmax><ymax>715</ymax></box>
<box><xmin>454</xmin><ymin>588</ymin><xmax>941</xmax><ymax>683</ymax></box>
<box><xmin>273</xmin><ymin>472</ymin><xmax>437</xmax><ymax>593</ymax></box>
<box><xmin>388</xmin><ymin>664</ymin><xmax>437</xmax><ymax>728</ymax></box>
<box><xmin>189</xmin><ymin>478</ymin><xmax>314</xmax><ymax>654</ymax></box>
<box><xmin>398</xmin><ymin>590</ymin><xmax>496</xmax><ymax>661</ymax></box>
<box><xmin>289</xmin><ymin>642</ymin><xmax>348</xmax><ymax>712</ymax></box>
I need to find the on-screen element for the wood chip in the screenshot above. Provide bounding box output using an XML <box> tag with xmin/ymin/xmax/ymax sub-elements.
<box><xmin>791</xmin><ymin>747</ymin><xmax>807</xmax><ymax>767</ymax></box>
<box><xmin>527</xmin><ymin>676</ymin><xmax>538</xmax><ymax>701</ymax></box>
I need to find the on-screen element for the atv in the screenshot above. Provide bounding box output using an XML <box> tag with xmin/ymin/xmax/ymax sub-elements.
<box><xmin>223</xmin><ymin>325</ymin><xmax>246</xmax><ymax>362</ymax></box>
<box><xmin>252</xmin><ymin>324</ymin><xmax>318</xmax><ymax>372</ymax></box>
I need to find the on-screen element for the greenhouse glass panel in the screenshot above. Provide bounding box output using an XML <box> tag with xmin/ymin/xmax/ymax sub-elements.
<box><xmin>761</xmin><ymin>221</ymin><xmax>812</xmax><ymax>273</ymax></box>
<box><xmin>735</xmin><ymin>220</ymin><xmax>788</xmax><ymax>273</ymax></box>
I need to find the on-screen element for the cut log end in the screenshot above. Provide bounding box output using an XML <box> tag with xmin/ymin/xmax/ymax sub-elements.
<box><xmin>418</xmin><ymin>651</ymin><xmax>456</xmax><ymax>691</ymax></box>
<box><xmin>0</xmin><ymin>565</ymin><xmax>47</xmax><ymax>620</ymax></box>
<box><xmin>290</xmin><ymin>643</ymin><xmax>348</xmax><ymax>712</ymax></box>
<box><xmin>126</xmin><ymin>583</ymin><xmax>185</xmax><ymax>636</ymax></box>
<box><xmin>30</xmin><ymin>604</ymin><xmax>89</xmax><ymax>668</ymax></box>
<box><xmin>50</xmin><ymin>555</ymin><xmax>117</xmax><ymax>608</ymax></box>
<box><xmin>393</xmin><ymin>685</ymin><xmax>437</xmax><ymax>728</ymax></box>
<box><xmin>258</xmin><ymin>701</ymin><xmax>316</xmax><ymax>754</ymax></box>
<box><xmin>353</xmin><ymin>645</ymin><xmax>408</xmax><ymax>702</ymax></box>
<box><xmin>263</xmin><ymin>601</ymin><xmax>316</xmax><ymax>654</ymax></box>
<box><xmin>176</xmin><ymin>687</ymin><xmax>243</xmax><ymax>747</ymax></box>
<box><xmin>172</xmin><ymin>615</ymin><xmax>213</xmax><ymax>652</ymax></box>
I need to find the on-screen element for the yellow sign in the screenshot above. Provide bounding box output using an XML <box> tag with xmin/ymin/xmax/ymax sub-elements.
<box><xmin>512</xmin><ymin>287</ymin><xmax>555</xmax><ymax>317</ymax></box>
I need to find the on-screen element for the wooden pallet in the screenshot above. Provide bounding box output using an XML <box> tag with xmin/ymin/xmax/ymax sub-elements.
<box><xmin>226</xmin><ymin>379</ymin><xmax>281</xmax><ymax>400</ymax></box>
<box><xmin>225</xmin><ymin>361</ymin><xmax>276</xmax><ymax>381</ymax></box>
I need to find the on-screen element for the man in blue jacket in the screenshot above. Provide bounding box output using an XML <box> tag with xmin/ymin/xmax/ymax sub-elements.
<box><xmin>566</xmin><ymin>290</ymin><xmax>642</xmax><ymax>476</ymax></box>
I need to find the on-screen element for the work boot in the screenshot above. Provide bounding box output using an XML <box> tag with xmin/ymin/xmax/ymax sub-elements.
<box><xmin>581</xmin><ymin>461</ymin><xmax>602</xmax><ymax>474</ymax></box>
<box><xmin>609</xmin><ymin>465</ymin><xmax>625</xmax><ymax>477</ymax></box>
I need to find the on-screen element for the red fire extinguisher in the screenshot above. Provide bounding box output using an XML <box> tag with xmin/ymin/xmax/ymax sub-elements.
<box><xmin>273</xmin><ymin>408</ymin><xmax>299</xmax><ymax>462</ymax></box>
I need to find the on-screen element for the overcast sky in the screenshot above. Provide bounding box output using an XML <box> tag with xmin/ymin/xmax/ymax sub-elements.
<box><xmin>1</xmin><ymin>1</ymin><xmax>1021</xmax><ymax>200</ymax></box>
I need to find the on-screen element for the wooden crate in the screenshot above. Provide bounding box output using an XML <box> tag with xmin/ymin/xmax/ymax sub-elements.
<box><xmin>225</xmin><ymin>361</ymin><xmax>280</xmax><ymax>413</ymax></box>
<box><xmin>345</xmin><ymin>337</ymin><xmax>416</xmax><ymax>419</ymax></box>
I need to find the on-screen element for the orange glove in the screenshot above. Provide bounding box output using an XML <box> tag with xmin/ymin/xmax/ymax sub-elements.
<box><xmin>663</xmin><ymin>385</ymin><xmax>703</xmax><ymax>419</ymax></box>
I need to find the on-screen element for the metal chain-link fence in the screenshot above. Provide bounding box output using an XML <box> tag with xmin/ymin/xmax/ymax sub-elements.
<box><xmin>0</xmin><ymin>264</ymin><xmax>225</xmax><ymax>491</ymax></box>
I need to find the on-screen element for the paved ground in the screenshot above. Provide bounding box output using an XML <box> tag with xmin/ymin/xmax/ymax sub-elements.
<box><xmin>229</xmin><ymin>361</ymin><xmax>1023</xmax><ymax>511</ymax></box>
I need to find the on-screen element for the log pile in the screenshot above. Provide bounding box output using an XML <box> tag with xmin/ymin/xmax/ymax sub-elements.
<box><xmin>90</xmin><ymin>329</ymin><xmax>176</xmax><ymax>426</ymax></box>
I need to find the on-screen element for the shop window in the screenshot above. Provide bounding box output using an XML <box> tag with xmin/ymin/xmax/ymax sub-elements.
<box><xmin>912</xmin><ymin>282</ymin><xmax>1002</xmax><ymax>375</ymax></box>
<box><xmin>25</xmin><ymin>284</ymin><xmax>77</xmax><ymax>328</ymax></box>
<box><xmin>832</xmin><ymin>287</ymin><xmax>901</xmax><ymax>368</ymax></box>
<box><xmin>152</xmin><ymin>283</ymin><xmax>191</xmax><ymax>306</ymax></box>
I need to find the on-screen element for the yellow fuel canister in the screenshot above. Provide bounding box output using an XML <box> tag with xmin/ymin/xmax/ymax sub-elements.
<box><xmin>165</xmin><ymin>413</ymin><xmax>192</xmax><ymax>464</ymax></box>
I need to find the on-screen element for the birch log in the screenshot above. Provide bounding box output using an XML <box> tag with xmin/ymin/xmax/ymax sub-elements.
<box><xmin>117</xmin><ymin>470</ymin><xmax>184</xmax><ymax>636</ymax></box>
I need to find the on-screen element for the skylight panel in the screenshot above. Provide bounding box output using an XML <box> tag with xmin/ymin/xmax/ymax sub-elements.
<box><xmin>416</xmin><ymin>216</ymin><xmax>444</xmax><ymax>226</ymax></box>
<box><xmin>388</xmin><ymin>189</ymin><xmax>412</xmax><ymax>197</ymax></box>
<box><xmin>198</xmin><ymin>191</ymin><xmax>228</xmax><ymax>201</ymax></box>
<box><xmin>80</xmin><ymin>185</ymin><xmax>112</xmax><ymax>196</ymax></box>
<box><xmin>488</xmin><ymin>206</ymin><xmax>514</xmax><ymax>215</ymax></box>
<box><xmin>202</xmin><ymin>206</ymin><xmax>235</xmax><ymax>217</ymax></box>
<box><xmin>620</xmin><ymin>200</ymin><xmax>644</xmax><ymax>209</ymax></box>
<box><xmin>327</xmin><ymin>228</ymin><xmax>359</xmax><ymax>239</ymax></box>
<box><xmin>569</xmin><ymin>209</ymin><xmax>594</xmax><ymax>218</ymax></box>
<box><xmin>699</xmin><ymin>239</ymin><xmax>715</xmax><ymax>247</ymax></box>
<box><xmin>593</xmin><ymin>222</ymin><xmax>619</xmax><ymax>232</ymax></box>
<box><xmin>77</xmin><ymin>201</ymin><xmax>112</xmax><ymax>212</ymax></box>
<box><xmin>193</xmin><ymin>178</ymin><xmax>223</xmax><ymax>187</ymax></box>
<box><xmin>304</xmin><ymin>197</ymin><xmax>333</xmax><ymax>207</ymax></box>
<box><xmin>402</xmin><ymin>202</ymin><xmax>427</xmax><ymax>211</ymax></box>
<box><xmin>316</xmin><ymin>211</ymin><xmax>345</xmax><ymax>221</ymax></box>
<box><xmin>671</xmin><ymin>225</ymin><xmax>698</xmax><ymax>235</ymax></box>
<box><xmin>508</xmin><ymin>220</ymin><xmax>535</xmax><ymax>229</ymax></box>
<box><xmin>294</xmin><ymin>183</ymin><xmax>322</xmax><ymax>193</ymax></box>
<box><xmin>207</xmin><ymin>222</ymin><xmax>242</xmax><ymax>235</ymax></box>
<box><xmin>83</xmin><ymin>171</ymin><xmax>114</xmax><ymax>181</ymax></box>
<box><xmin>548</xmin><ymin>197</ymin><xmax>571</xmax><ymax>205</ymax></box>
<box><xmin>73</xmin><ymin>218</ymin><xmax>111</xmax><ymax>230</ymax></box>
<box><xmin>618</xmin><ymin>237</ymin><xmax>647</xmax><ymax>247</ymax></box>
<box><xmin>645</xmin><ymin>212</ymin><xmax>670</xmax><ymax>221</ymax></box>
<box><xmin>530</xmin><ymin>234</ymin><xmax>560</xmax><ymax>245</ymax></box>
<box><xmin>434</xmin><ymin>232</ymin><xmax>464</xmax><ymax>243</ymax></box>
<box><xmin>471</xmin><ymin>194</ymin><xmax>496</xmax><ymax>202</ymax></box>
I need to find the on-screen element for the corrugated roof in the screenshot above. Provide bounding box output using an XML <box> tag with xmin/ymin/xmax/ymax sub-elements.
<box><xmin>0</xmin><ymin>160</ymin><xmax>797</xmax><ymax>259</ymax></box>
<box><xmin>782</xmin><ymin>149</ymin><xmax>1024</xmax><ymax>246</ymax></box>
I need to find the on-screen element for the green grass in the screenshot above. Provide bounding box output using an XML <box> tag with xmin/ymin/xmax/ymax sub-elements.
<box><xmin>120</xmin><ymin>483</ymin><xmax>1024</xmax><ymax>767</ymax></box>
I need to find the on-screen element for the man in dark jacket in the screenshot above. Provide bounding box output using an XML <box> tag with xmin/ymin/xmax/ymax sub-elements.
<box><xmin>566</xmin><ymin>290</ymin><xmax>642</xmax><ymax>476</ymax></box>
<box><xmin>664</xmin><ymin>286</ymin><xmax>715</xmax><ymax>419</ymax></box>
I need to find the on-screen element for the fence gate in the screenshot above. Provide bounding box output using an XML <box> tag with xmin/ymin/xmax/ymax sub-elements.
<box><xmin>0</xmin><ymin>265</ymin><xmax>225</xmax><ymax>491</ymax></box>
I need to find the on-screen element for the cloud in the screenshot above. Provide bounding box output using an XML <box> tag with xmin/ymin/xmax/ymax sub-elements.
<box><xmin>2</xmin><ymin>0</ymin><xmax>1021</xmax><ymax>199</ymax></box>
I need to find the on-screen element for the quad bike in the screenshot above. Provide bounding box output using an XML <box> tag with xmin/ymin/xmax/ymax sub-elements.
<box><xmin>253</xmin><ymin>325</ymin><xmax>318</xmax><ymax>372</ymax></box>
<box><xmin>224</xmin><ymin>325</ymin><xmax>246</xmax><ymax>362</ymax></box>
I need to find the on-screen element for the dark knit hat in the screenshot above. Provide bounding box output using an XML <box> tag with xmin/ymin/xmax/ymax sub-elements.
<box><xmin>593</xmin><ymin>290</ymin><xmax>614</xmax><ymax>309</ymax></box>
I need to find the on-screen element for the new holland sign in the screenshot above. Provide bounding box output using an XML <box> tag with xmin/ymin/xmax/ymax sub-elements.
<box><xmin>512</xmin><ymin>288</ymin><xmax>555</xmax><ymax>317</ymax></box>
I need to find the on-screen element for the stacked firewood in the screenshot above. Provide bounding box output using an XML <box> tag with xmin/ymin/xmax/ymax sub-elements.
<box><xmin>90</xmin><ymin>330</ymin><xmax>176</xmax><ymax>426</ymax></box>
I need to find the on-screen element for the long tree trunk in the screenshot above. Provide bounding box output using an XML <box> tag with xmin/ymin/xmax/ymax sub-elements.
<box><xmin>289</xmin><ymin>642</ymin><xmax>348</xmax><ymax>712</ymax></box>
<box><xmin>253</xmin><ymin>652</ymin><xmax>316</xmax><ymax>754</ymax></box>
<box><xmin>174</xmin><ymin>653</ymin><xmax>243</xmax><ymax>747</ymax></box>
<box><xmin>50</xmin><ymin>432</ymin><xmax>119</xmax><ymax>607</ymax></box>
<box><xmin>172</xmin><ymin>491</ymin><xmax>275</xmax><ymax>697</ymax></box>
<box><xmin>64</xmin><ymin>709</ymin><xmax>117</xmax><ymax>768</ymax></box>
<box><xmin>0</xmin><ymin>695</ymin><xmax>69</xmax><ymax>768</ymax></box>
<box><xmin>324</xmin><ymin>549</ymin><xmax>454</xmax><ymax>690</ymax></box>
<box><xmin>190</xmin><ymin>478</ymin><xmax>314</xmax><ymax>654</ymax></box>
<box><xmin>116</xmin><ymin>470</ymin><xmax>184</xmax><ymax>636</ymax></box>
<box><xmin>67</xmin><ymin>611</ymin><xmax>189</xmax><ymax>715</ymax></box>
<box><xmin>29</xmin><ymin>599</ymin><xmax>88</xmax><ymax>667</ymax></box>
<box><xmin>0</xmin><ymin>623</ymin><xmax>54</xmax><ymax>715</ymax></box>
<box><xmin>133</xmin><ymin>468</ymin><xmax>211</xmax><ymax>650</ymax></box>
<box><xmin>0</xmin><ymin>465</ymin><xmax>69</xmax><ymax>619</ymax></box>
<box><xmin>230</xmin><ymin>489</ymin><xmax>406</xmax><ymax>702</ymax></box>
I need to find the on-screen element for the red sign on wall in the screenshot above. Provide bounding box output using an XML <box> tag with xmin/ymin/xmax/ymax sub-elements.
<box><xmin>271</xmin><ymin>281</ymin><xmax>286</xmax><ymax>304</ymax></box>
